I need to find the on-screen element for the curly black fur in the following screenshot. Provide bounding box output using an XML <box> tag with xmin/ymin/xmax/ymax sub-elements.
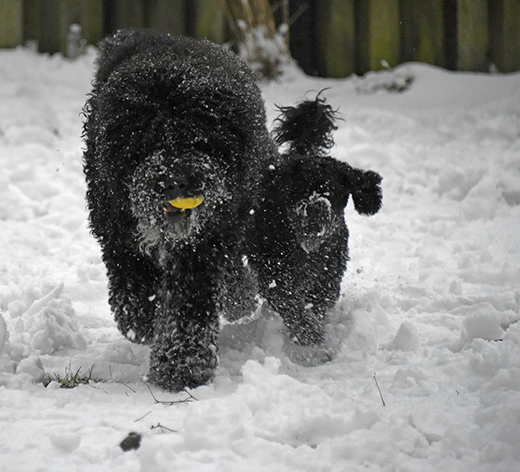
<box><xmin>272</xmin><ymin>93</ymin><xmax>339</xmax><ymax>156</ymax></box>
<box><xmin>83</xmin><ymin>30</ymin><xmax>382</xmax><ymax>391</ymax></box>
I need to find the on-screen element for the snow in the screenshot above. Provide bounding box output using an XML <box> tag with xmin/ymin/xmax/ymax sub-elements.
<box><xmin>1</xmin><ymin>46</ymin><xmax>520</xmax><ymax>472</ymax></box>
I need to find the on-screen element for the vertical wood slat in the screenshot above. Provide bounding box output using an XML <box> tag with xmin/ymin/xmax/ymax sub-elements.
<box><xmin>110</xmin><ymin>0</ymin><xmax>144</xmax><ymax>30</ymax></box>
<box><xmin>457</xmin><ymin>0</ymin><xmax>489</xmax><ymax>71</ymax></box>
<box><xmin>146</xmin><ymin>0</ymin><xmax>185</xmax><ymax>36</ymax></box>
<box><xmin>38</xmin><ymin>0</ymin><xmax>61</xmax><ymax>53</ymax></box>
<box><xmin>355</xmin><ymin>0</ymin><xmax>401</xmax><ymax>74</ymax></box>
<box><xmin>489</xmin><ymin>0</ymin><xmax>520</xmax><ymax>72</ymax></box>
<box><xmin>315</xmin><ymin>0</ymin><xmax>355</xmax><ymax>78</ymax></box>
<box><xmin>23</xmin><ymin>0</ymin><xmax>40</xmax><ymax>44</ymax></box>
<box><xmin>400</xmin><ymin>0</ymin><xmax>445</xmax><ymax>68</ymax></box>
<box><xmin>0</xmin><ymin>0</ymin><xmax>24</xmax><ymax>48</ymax></box>
<box><xmin>287</xmin><ymin>0</ymin><xmax>315</xmax><ymax>75</ymax></box>
<box><xmin>80</xmin><ymin>0</ymin><xmax>103</xmax><ymax>46</ymax></box>
<box><xmin>189</xmin><ymin>0</ymin><xmax>226</xmax><ymax>44</ymax></box>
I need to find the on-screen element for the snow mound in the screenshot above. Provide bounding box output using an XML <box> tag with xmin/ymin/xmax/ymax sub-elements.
<box><xmin>385</xmin><ymin>321</ymin><xmax>420</xmax><ymax>351</ymax></box>
<box><xmin>6</xmin><ymin>283</ymin><xmax>85</xmax><ymax>358</ymax></box>
<box><xmin>354</xmin><ymin>65</ymin><xmax>415</xmax><ymax>94</ymax></box>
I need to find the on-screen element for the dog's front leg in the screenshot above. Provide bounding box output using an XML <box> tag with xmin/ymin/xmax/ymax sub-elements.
<box><xmin>147</xmin><ymin>253</ymin><xmax>221</xmax><ymax>392</ymax></box>
<box><xmin>104</xmin><ymin>250</ymin><xmax>161</xmax><ymax>345</ymax></box>
<box><xmin>148</xmin><ymin>307</ymin><xmax>219</xmax><ymax>392</ymax></box>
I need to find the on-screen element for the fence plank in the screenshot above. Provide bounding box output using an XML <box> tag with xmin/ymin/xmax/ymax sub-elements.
<box><xmin>457</xmin><ymin>0</ymin><xmax>489</xmax><ymax>71</ymax></box>
<box><xmin>400</xmin><ymin>0</ymin><xmax>445</xmax><ymax>67</ymax></box>
<box><xmin>315</xmin><ymin>0</ymin><xmax>355</xmax><ymax>78</ymax></box>
<box><xmin>79</xmin><ymin>0</ymin><xmax>103</xmax><ymax>47</ymax></box>
<box><xmin>356</xmin><ymin>0</ymin><xmax>400</xmax><ymax>74</ymax></box>
<box><xmin>189</xmin><ymin>0</ymin><xmax>226</xmax><ymax>44</ymax></box>
<box><xmin>489</xmin><ymin>0</ymin><xmax>520</xmax><ymax>72</ymax></box>
<box><xmin>39</xmin><ymin>0</ymin><xmax>61</xmax><ymax>53</ymax></box>
<box><xmin>146</xmin><ymin>0</ymin><xmax>185</xmax><ymax>36</ymax></box>
<box><xmin>24</xmin><ymin>0</ymin><xmax>40</xmax><ymax>43</ymax></box>
<box><xmin>111</xmin><ymin>0</ymin><xmax>144</xmax><ymax>30</ymax></box>
<box><xmin>0</xmin><ymin>0</ymin><xmax>24</xmax><ymax>48</ymax></box>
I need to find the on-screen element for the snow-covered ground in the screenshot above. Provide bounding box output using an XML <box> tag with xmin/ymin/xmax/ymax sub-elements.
<box><xmin>1</xmin><ymin>46</ymin><xmax>519</xmax><ymax>472</ymax></box>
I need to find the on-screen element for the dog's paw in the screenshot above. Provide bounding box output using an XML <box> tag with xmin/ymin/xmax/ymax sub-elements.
<box><xmin>348</xmin><ymin>168</ymin><xmax>383</xmax><ymax>216</ymax></box>
<box><xmin>148</xmin><ymin>357</ymin><xmax>217</xmax><ymax>392</ymax></box>
<box><xmin>283</xmin><ymin>342</ymin><xmax>334</xmax><ymax>367</ymax></box>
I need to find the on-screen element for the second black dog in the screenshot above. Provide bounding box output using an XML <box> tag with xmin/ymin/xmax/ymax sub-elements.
<box><xmin>252</xmin><ymin>99</ymin><xmax>382</xmax><ymax>350</ymax></box>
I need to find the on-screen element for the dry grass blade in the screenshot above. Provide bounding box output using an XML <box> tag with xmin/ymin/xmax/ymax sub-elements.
<box><xmin>45</xmin><ymin>365</ymin><xmax>106</xmax><ymax>389</ymax></box>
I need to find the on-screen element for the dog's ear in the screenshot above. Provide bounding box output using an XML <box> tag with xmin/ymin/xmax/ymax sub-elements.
<box><xmin>95</xmin><ymin>30</ymin><xmax>161</xmax><ymax>85</ymax></box>
<box><xmin>345</xmin><ymin>167</ymin><xmax>383</xmax><ymax>216</ymax></box>
<box><xmin>273</xmin><ymin>94</ymin><xmax>338</xmax><ymax>156</ymax></box>
<box><xmin>94</xmin><ymin>30</ymin><xmax>136</xmax><ymax>84</ymax></box>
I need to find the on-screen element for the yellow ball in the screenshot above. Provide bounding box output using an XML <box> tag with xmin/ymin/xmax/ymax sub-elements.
<box><xmin>168</xmin><ymin>197</ymin><xmax>204</xmax><ymax>209</ymax></box>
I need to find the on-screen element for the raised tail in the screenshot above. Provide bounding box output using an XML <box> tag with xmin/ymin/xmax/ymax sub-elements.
<box><xmin>272</xmin><ymin>94</ymin><xmax>339</xmax><ymax>157</ymax></box>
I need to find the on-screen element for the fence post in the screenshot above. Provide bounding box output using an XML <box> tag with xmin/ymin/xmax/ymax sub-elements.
<box><xmin>39</xmin><ymin>0</ymin><xmax>61</xmax><ymax>53</ymax></box>
<box><xmin>146</xmin><ymin>0</ymin><xmax>186</xmax><ymax>36</ymax></box>
<box><xmin>188</xmin><ymin>0</ymin><xmax>226</xmax><ymax>44</ymax></box>
<box><xmin>355</xmin><ymin>0</ymin><xmax>400</xmax><ymax>74</ymax></box>
<box><xmin>489</xmin><ymin>0</ymin><xmax>520</xmax><ymax>72</ymax></box>
<box><xmin>0</xmin><ymin>0</ymin><xmax>24</xmax><ymax>48</ymax></box>
<box><xmin>457</xmin><ymin>0</ymin><xmax>489</xmax><ymax>71</ymax></box>
<box><xmin>79</xmin><ymin>0</ymin><xmax>103</xmax><ymax>47</ymax></box>
<box><xmin>24</xmin><ymin>0</ymin><xmax>40</xmax><ymax>44</ymax></box>
<box><xmin>315</xmin><ymin>0</ymin><xmax>355</xmax><ymax>78</ymax></box>
<box><xmin>400</xmin><ymin>0</ymin><xmax>445</xmax><ymax>67</ymax></box>
<box><xmin>110</xmin><ymin>0</ymin><xmax>145</xmax><ymax>30</ymax></box>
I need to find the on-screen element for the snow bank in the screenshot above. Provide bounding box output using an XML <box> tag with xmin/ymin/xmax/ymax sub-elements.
<box><xmin>1</xmin><ymin>47</ymin><xmax>519</xmax><ymax>471</ymax></box>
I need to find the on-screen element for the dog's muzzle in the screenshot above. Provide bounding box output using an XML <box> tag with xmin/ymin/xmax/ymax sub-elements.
<box><xmin>129</xmin><ymin>152</ymin><xmax>210</xmax><ymax>249</ymax></box>
<box><xmin>159</xmin><ymin>172</ymin><xmax>205</xmax><ymax>218</ymax></box>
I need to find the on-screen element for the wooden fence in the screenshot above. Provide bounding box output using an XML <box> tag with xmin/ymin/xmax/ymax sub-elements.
<box><xmin>1</xmin><ymin>0</ymin><xmax>519</xmax><ymax>76</ymax></box>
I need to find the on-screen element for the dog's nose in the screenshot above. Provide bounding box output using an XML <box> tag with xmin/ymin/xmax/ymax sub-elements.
<box><xmin>164</xmin><ymin>177</ymin><xmax>188</xmax><ymax>200</ymax></box>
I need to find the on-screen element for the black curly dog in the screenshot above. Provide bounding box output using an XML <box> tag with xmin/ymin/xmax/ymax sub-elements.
<box><xmin>83</xmin><ymin>30</ymin><xmax>382</xmax><ymax>391</ymax></box>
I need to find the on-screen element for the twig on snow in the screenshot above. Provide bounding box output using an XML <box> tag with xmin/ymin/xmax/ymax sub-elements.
<box><xmin>141</xmin><ymin>379</ymin><xmax>198</xmax><ymax>405</ymax></box>
<box><xmin>151</xmin><ymin>423</ymin><xmax>178</xmax><ymax>434</ymax></box>
<box><xmin>107</xmin><ymin>365</ymin><xmax>137</xmax><ymax>394</ymax></box>
<box><xmin>373</xmin><ymin>372</ymin><xmax>386</xmax><ymax>406</ymax></box>
<box><xmin>134</xmin><ymin>411</ymin><xmax>152</xmax><ymax>423</ymax></box>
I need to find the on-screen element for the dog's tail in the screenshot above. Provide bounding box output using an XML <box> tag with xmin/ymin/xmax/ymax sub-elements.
<box><xmin>346</xmin><ymin>166</ymin><xmax>383</xmax><ymax>216</ymax></box>
<box><xmin>273</xmin><ymin>93</ymin><xmax>338</xmax><ymax>156</ymax></box>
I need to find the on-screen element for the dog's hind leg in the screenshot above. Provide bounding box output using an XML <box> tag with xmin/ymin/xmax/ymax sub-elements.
<box><xmin>251</xmin><ymin>206</ymin><xmax>349</xmax><ymax>367</ymax></box>
<box><xmin>262</xmin><ymin>232</ymin><xmax>347</xmax><ymax>347</ymax></box>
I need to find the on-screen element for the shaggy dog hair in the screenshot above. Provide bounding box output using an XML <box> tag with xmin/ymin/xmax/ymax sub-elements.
<box><xmin>83</xmin><ymin>30</ymin><xmax>382</xmax><ymax>391</ymax></box>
